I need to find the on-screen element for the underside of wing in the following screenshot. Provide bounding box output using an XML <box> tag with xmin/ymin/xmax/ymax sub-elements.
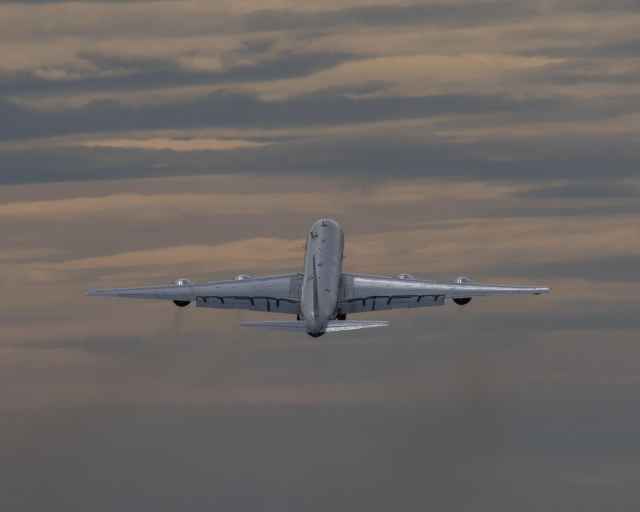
<box><xmin>88</xmin><ymin>274</ymin><xmax>303</xmax><ymax>314</ymax></box>
<box><xmin>339</xmin><ymin>273</ymin><xmax>550</xmax><ymax>314</ymax></box>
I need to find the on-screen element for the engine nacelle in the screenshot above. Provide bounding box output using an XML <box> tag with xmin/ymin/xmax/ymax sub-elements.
<box><xmin>397</xmin><ymin>273</ymin><xmax>416</xmax><ymax>280</ymax></box>
<box><xmin>235</xmin><ymin>274</ymin><xmax>253</xmax><ymax>280</ymax></box>
<box><xmin>173</xmin><ymin>278</ymin><xmax>193</xmax><ymax>307</ymax></box>
<box><xmin>453</xmin><ymin>276</ymin><xmax>472</xmax><ymax>306</ymax></box>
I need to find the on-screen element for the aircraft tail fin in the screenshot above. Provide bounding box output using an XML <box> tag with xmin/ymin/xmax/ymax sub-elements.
<box><xmin>240</xmin><ymin>320</ymin><xmax>389</xmax><ymax>333</ymax></box>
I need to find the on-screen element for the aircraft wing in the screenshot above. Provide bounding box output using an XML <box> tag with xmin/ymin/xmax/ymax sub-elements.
<box><xmin>88</xmin><ymin>273</ymin><xmax>303</xmax><ymax>315</ymax></box>
<box><xmin>339</xmin><ymin>273</ymin><xmax>550</xmax><ymax>314</ymax></box>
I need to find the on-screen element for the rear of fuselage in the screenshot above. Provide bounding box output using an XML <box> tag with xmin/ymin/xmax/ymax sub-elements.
<box><xmin>301</xmin><ymin>219</ymin><xmax>344</xmax><ymax>337</ymax></box>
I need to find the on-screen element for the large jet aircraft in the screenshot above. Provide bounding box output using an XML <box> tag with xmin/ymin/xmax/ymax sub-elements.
<box><xmin>88</xmin><ymin>218</ymin><xmax>550</xmax><ymax>337</ymax></box>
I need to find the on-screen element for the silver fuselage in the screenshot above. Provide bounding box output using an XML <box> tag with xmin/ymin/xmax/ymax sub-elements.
<box><xmin>301</xmin><ymin>218</ymin><xmax>344</xmax><ymax>337</ymax></box>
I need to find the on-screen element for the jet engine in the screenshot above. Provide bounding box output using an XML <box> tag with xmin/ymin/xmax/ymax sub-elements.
<box><xmin>173</xmin><ymin>278</ymin><xmax>193</xmax><ymax>307</ymax></box>
<box><xmin>235</xmin><ymin>274</ymin><xmax>253</xmax><ymax>280</ymax></box>
<box><xmin>453</xmin><ymin>276</ymin><xmax>472</xmax><ymax>306</ymax></box>
<box><xmin>397</xmin><ymin>273</ymin><xmax>416</xmax><ymax>280</ymax></box>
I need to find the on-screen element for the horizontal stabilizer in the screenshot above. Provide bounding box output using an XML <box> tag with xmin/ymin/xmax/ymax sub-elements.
<box><xmin>325</xmin><ymin>320</ymin><xmax>389</xmax><ymax>332</ymax></box>
<box><xmin>240</xmin><ymin>321</ymin><xmax>307</xmax><ymax>331</ymax></box>
<box><xmin>241</xmin><ymin>320</ymin><xmax>389</xmax><ymax>333</ymax></box>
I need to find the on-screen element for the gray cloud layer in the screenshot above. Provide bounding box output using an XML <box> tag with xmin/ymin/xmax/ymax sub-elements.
<box><xmin>0</xmin><ymin>51</ymin><xmax>355</xmax><ymax>96</ymax></box>
<box><xmin>3</xmin><ymin>130</ymin><xmax>640</xmax><ymax>185</ymax></box>
<box><xmin>2</xmin><ymin>86</ymin><xmax>639</xmax><ymax>186</ymax></box>
<box><xmin>2</xmin><ymin>90</ymin><xmax>550</xmax><ymax>139</ymax></box>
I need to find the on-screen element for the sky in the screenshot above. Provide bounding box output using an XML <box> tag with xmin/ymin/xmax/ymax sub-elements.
<box><xmin>1</xmin><ymin>0</ymin><xmax>640</xmax><ymax>510</ymax></box>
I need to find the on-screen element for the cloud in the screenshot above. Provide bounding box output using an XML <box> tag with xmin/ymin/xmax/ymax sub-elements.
<box><xmin>563</xmin><ymin>0</ymin><xmax>640</xmax><ymax>13</ymax></box>
<box><xmin>0</xmin><ymin>51</ymin><xmax>356</xmax><ymax>96</ymax></box>
<box><xmin>527</xmin><ymin>58</ymin><xmax>640</xmax><ymax>86</ymax></box>
<box><xmin>495</xmin><ymin>254</ymin><xmax>640</xmax><ymax>283</ymax></box>
<box><xmin>79</xmin><ymin>136</ymin><xmax>269</xmax><ymax>152</ymax></box>
<box><xmin>0</xmin><ymin>90</ymin><xmax>535</xmax><ymax>140</ymax></box>
<box><xmin>521</xmin><ymin>37</ymin><xmax>640</xmax><ymax>60</ymax></box>
<box><xmin>4</xmin><ymin>0</ymin><xmax>155</xmax><ymax>3</ymax></box>
<box><xmin>3</xmin><ymin>119</ymin><xmax>640</xmax><ymax>185</ymax></box>
<box><xmin>51</xmin><ymin>238</ymin><xmax>304</xmax><ymax>272</ymax></box>
<box><xmin>255</xmin><ymin>53</ymin><xmax>559</xmax><ymax>99</ymax></box>
<box><xmin>240</xmin><ymin>2</ymin><xmax>537</xmax><ymax>33</ymax></box>
<box><xmin>7</xmin><ymin>83</ymin><xmax>634</xmax><ymax>146</ymax></box>
<box><xmin>14</xmin><ymin>209</ymin><xmax>638</xmax><ymax>288</ymax></box>
<box><xmin>0</xmin><ymin>191</ymin><xmax>341</xmax><ymax>220</ymax></box>
<box><xmin>0</xmin><ymin>247</ymin><xmax>61</xmax><ymax>262</ymax></box>
<box><xmin>518</xmin><ymin>182</ymin><xmax>640</xmax><ymax>199</ymax></box>
<box><xmin>0</xmin><ymin>1</ymin><xmax>537</xmax><ymax>41</ymax></box>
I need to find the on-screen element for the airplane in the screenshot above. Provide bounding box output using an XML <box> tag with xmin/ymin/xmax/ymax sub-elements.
<box><xmin>88</xmin><ymin>218</ymin><xmax>550</xmax><ymax>337</ymax></box>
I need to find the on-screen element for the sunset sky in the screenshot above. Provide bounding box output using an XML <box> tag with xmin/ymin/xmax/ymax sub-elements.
<box><xmin>1</xmin><ymin>1</ymin><xmax>640</xmax><ymax>510</ymax></box>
